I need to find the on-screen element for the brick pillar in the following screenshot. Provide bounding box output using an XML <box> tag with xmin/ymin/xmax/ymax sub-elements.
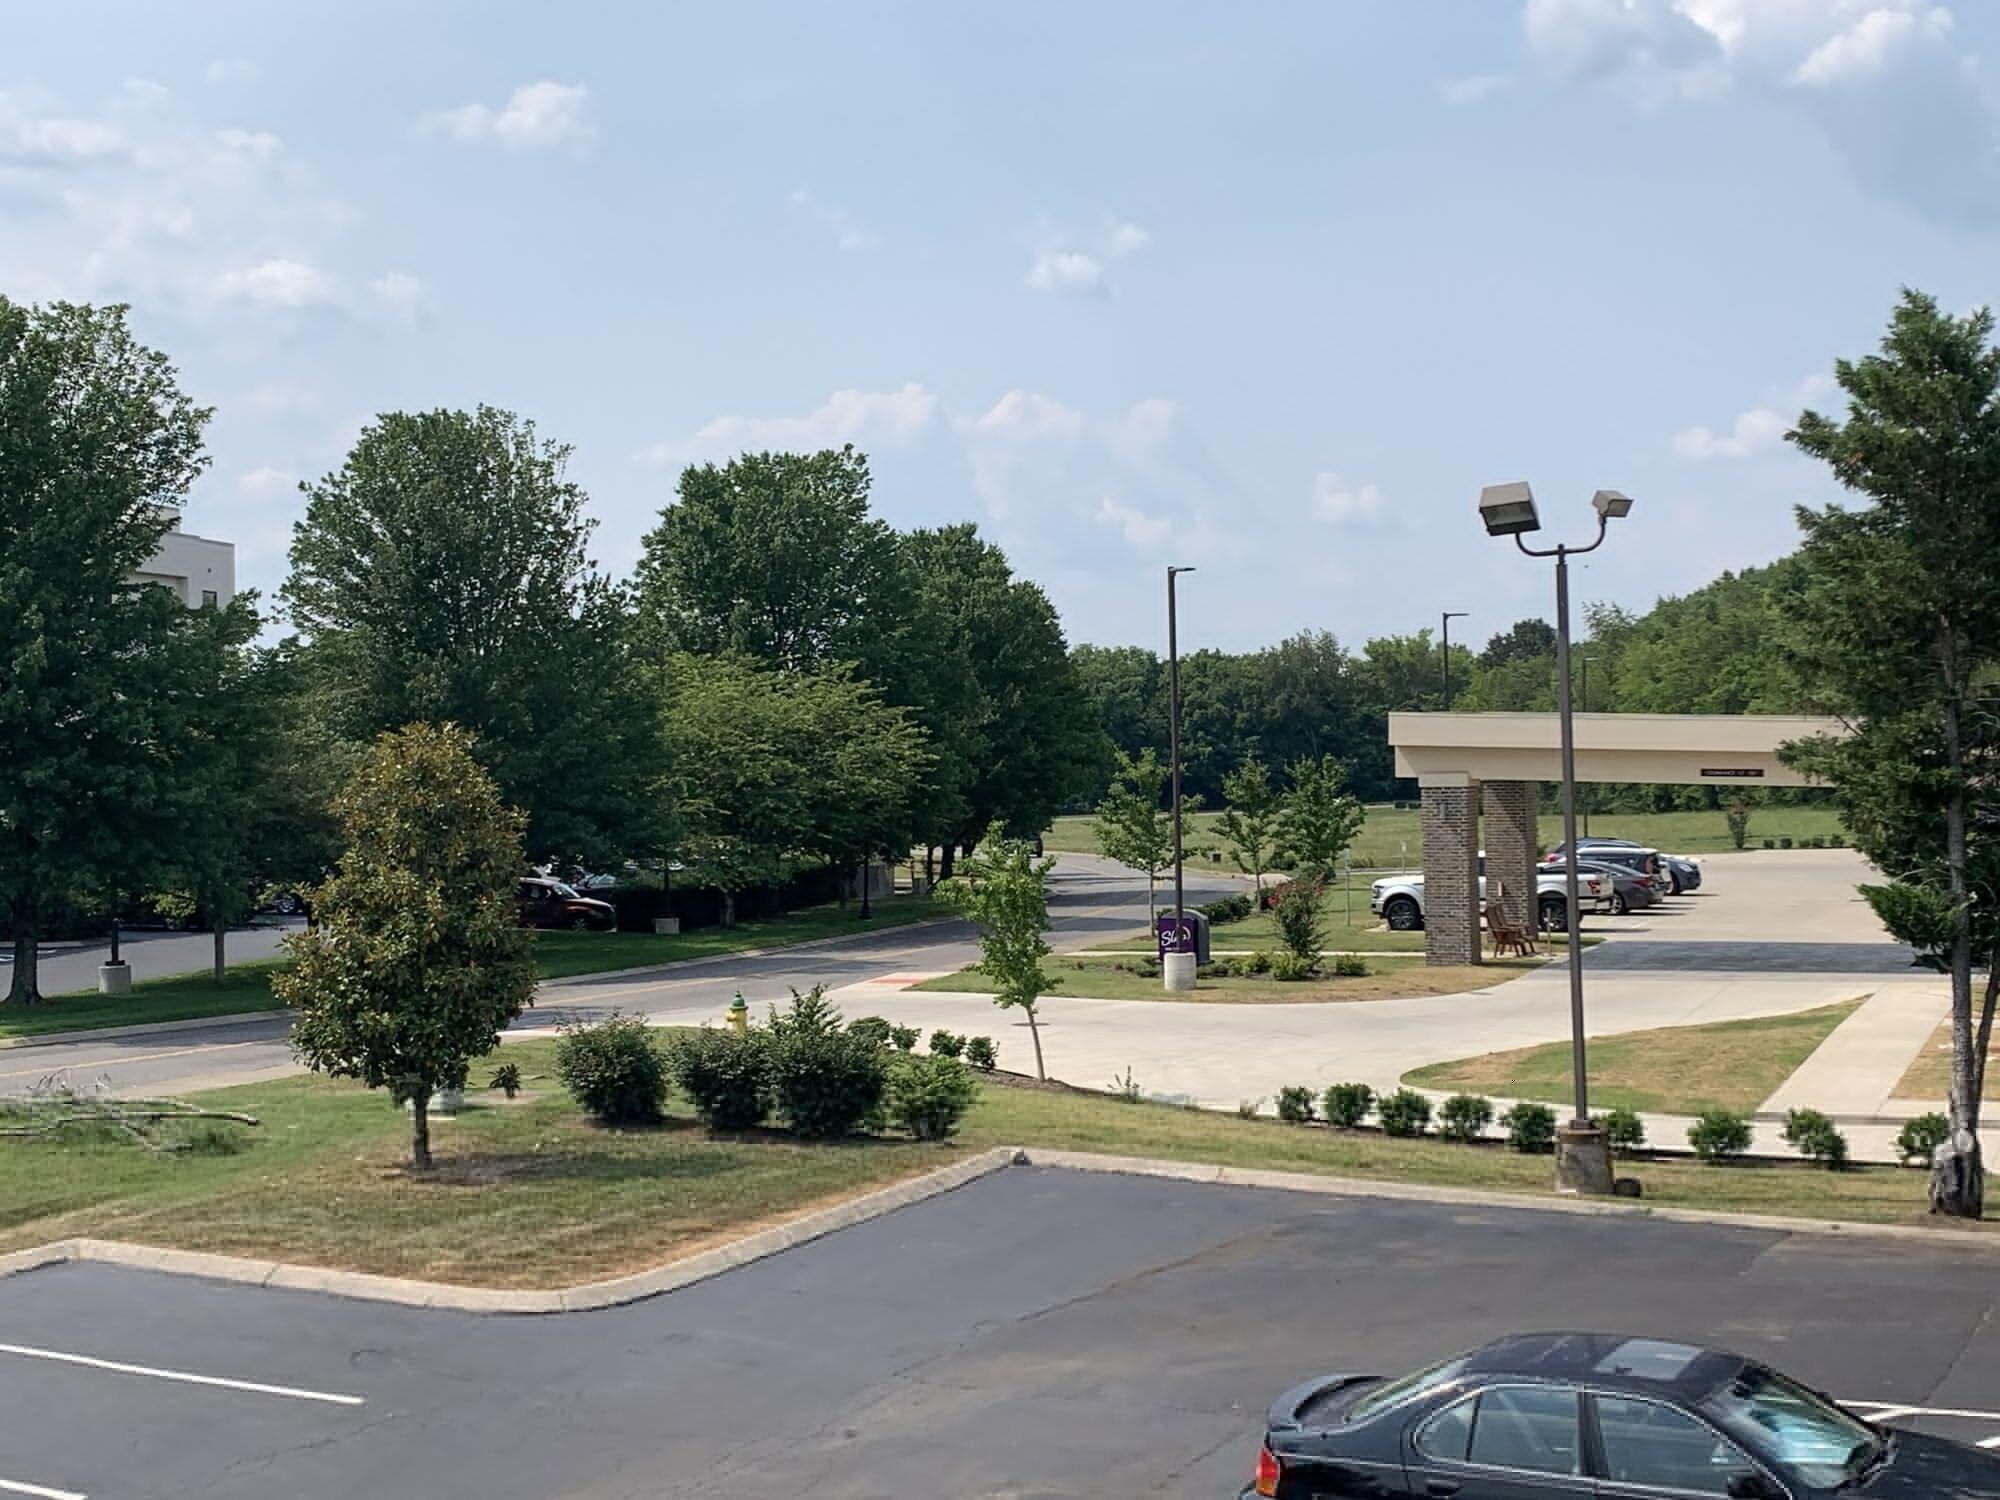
<box><xmin>1482</xmin><ymin>780</ymin><xmax>1538</xmax><ymax>938</ymax></box>
<box><xmin>1420</xmin><ymin>781</ymin><xmax>1480</xmax><ymax>966</ymax></box>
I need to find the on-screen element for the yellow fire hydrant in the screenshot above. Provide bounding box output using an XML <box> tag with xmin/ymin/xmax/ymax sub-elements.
<box><xmin>727</xmin><ymin>992</ymin><xmax>749</xmax><ymax>1035</ymax></box>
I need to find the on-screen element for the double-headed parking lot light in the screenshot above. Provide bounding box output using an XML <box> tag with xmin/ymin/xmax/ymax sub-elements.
<box><xmin>1478</xmin><ymin>481</ymin><xmax>1541</xmax><ymax>537</ymax></box>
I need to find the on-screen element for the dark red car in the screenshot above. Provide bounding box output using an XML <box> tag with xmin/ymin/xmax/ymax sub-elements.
<box><xmin>517</xmin><ymin>877</ymin><xmax>616</xmax><ymax>931</ymax></box>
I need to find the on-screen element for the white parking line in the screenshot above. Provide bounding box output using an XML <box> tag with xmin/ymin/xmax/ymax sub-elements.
<box><xmin>1845</xmin><ymin>1399</ymin><xmax>2000</xmax><ymax>1423</ymax></box>
<box><xmin>0</xmin><ymin>1477</ymin><xmax>86</xmax><ymax>1500</ymax></box>
<box><xmin>0</xmin><ymin>1342</ymin><xmax>363</xmax><ymax>1407</ymax></box>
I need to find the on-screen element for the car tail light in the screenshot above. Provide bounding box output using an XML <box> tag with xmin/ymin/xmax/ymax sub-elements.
<box><xmin>1254</xmin><ymin>1443</ymin><xmax>1281</xmax><ymax>1496</ymax></box>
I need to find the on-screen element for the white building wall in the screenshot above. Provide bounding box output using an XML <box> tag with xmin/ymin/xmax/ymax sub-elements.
<box><xmin>132</xmin><ymin>527</ymin><xmax>236</xmax><ymax>608</ymax></box>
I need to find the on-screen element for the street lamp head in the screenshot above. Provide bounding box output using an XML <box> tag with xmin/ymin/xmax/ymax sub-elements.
<box><xmin>1479</xmin><ymin>481</ymin><xmax>1540</xmax><ymax>537</ymax></box>
<box><xmin>1591</xmin><ymin>489</ymin><xmax>1634</xmax><ymax>521</ymax></box>
<box><xmin>1168</xmin><ymin>564</ymin><xmax>1196</xmax><ymax>576</ymax></box>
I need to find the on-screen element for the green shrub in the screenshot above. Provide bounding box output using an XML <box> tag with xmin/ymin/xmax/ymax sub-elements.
<box><xmin>1237</xmin><ymin>1098</ymin><xmax>1263</xmax><ymax>1119</ymax></box>
<box><xmin>1323</xmin><ymin>1082</ymin><xmax>1374</xmax><ymax>1128</ymax></box>
<box><xmin>1725</xmin><ymin>802</ymin><xmax>1751</xmax><ymax>851</ymax></box>
<box><xmin>1200</xmin><ymin>893</ymin><xmax>1254</xmax><ymax>924</ymax></box>
<box><xmin>1377</xmin><ymin>1088</ymin><xmax>1432</xmax><ymax>1137</ymax></box>
<box><xmin>964</xmin><ymin>1036</ymin><xmax>998</xmax><ymax>1071</ymax></box>
<box><xmin>1332</xmin><ymin>953</ymin><xmax>1368</xmax><ymax>978</ymax></box>
<box><xmin>171</xmin><ymin>1119</ymin><xmax>249</xmax><ymax>1155</ymax></box>
<box><xmin>1270</xmin><ymin>951</ymin><xmax>1315</xmax><ymax>982</ymax></box>
<box><xmin>846</xmin><ymin>1016</ymin><xmax>893</xmax><ymax>1049</ymax></box>
<box><xmin>1762</xmin><ymin>838</ymin><xmax>1775</xmax><ymax>850</ymax></box>
<box><xmin>1599</xmin><ymin>1106</ymin><xmax>1646</xmax><ymax>1155</ymax></box>
<box><xmin>1896</xmin><ymin>1111</ymin><xmax>1949</xmax><ymax>1166</ymax></box>
<box><xmin>1438</xmin><ymin>1093</ymin><xmax>1494</xmax><ymax>1143</ymax></box>
<box><xmin>1829</xmin><ymin>833</ymin><xmax>1845</xmax><ymax>848</ymax></box>
<box><xmin>1276</xmin><ymin>1084</ymin><xmax>1317</xmax><ymax>1123</ymax></box>
<box><xmin>888</xmin><ymin>1054</ymin><xmax>979</xmax><ymax>1139</ymax></box>
<box><xmin>928</xmin><ymin>1029</ymin><xmax>965</xmax><ymax>1059</ymax></box>
<box><xmin>767</xmin><ymin>987</ymin><xmax>889</xmax><ymax>1138</ymax></box>
<box><xmin>1782</xmin><ymin>1107</ymin><xmax>1848</xmax><ymax>1169</ymax></box>
<box><xmin>1244</xmin><ymin>949</ymin><xmax>1273</xmax><ymax>975</ymax></box>
<box><xmin>888</xmin><ymin>1023</ymin><xmax>920</xmax><ymax>1052</ymax></box>
<box><xmin>1501</xmin><ymin>1101</ymin><xmax>1558</xmax><ymax>1153</ymax></box>
<box><xmin>667</xmin><ymin>1026</ymin><xmax>771</xmax><ymax>1130</ymax></box>
<box><xmin>487</xmin><ymin>1061</ymin><xmax>522</xmax><ymax>1099</ymax></box>
<box><xmin>1778</xmin><ymin>836</ymin><xmax>1793</xmax><ymax>850</ymax></box>
<box><xmin>1274</xmin><ymin>883</ymin><xmax>1325</xmax><ymax>962</ymax></box>
<box><xmin>557</xmin><ymin>1015</ymin><xmax>670</xmax><ymax>1124</ymax></box>
<box><xmin>1688</xmin><ymin>1109</ymin><xmax>1753</xmax><ymax>1162</ymax></box>
<box><xmin>1808</xmin><ymin>835</ymin><xmax>1827</xmax><ymax>849</ymax></box>
<box><xmin>1109</xmin><ymin>1066</ymin><xmax>1142</xmax><ymax>1102</ymax></box>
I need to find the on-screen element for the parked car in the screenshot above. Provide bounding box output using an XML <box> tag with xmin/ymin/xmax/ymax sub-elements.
<box><xmin>1243</xmin><ymin>1329</ymin><xmax>1992</xmax><ymax>1499</ymax></box>
<box><xmin>517</xmin><ymin>877</ymin><xmax>616</xmax><ymax>931</ymax></box>
<box><xmin>1548</xmin><ymin>838</ymin><xmax>1703</xmax><ymax>895</ymax></box>
<box><xmin>1370</xmin><ymin>861</ymin><xmax>1602</xmax><ymax>934</ymax></box>
<box><xmin>1545</xmin><ymin>858</ymin><xmax>1658</xmax><ymax>916</ymax></box>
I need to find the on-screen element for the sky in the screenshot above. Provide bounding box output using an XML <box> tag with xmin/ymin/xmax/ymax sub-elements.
<box><xmin>7</xmin><ymin>1</ymin><xmax>2000</xmax><ymax>656</ymax></box>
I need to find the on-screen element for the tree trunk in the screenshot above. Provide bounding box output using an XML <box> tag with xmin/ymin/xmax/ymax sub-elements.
<box><xmin>1933</xmin><ymin>677</ymin><xmax>1983</xmax><ymax>1217</ymax></box>
<box><xmin>720</xmin><ymin>889</ymin><xmax>735</xmax><ymax>929</ymax></box>
<box><xmin>410</xmin><ymin>1087</ymin><xmax>433</xmax><ymax>1170</ymax></box>
<box><xmin>7</xmin><ymin>893</ymin><xmax>41</xmax><ymax>1006</ymax></box>
<box><xmin>939</xmin><ymin>844</ymin><xmax>956</xmax><ymax>880</ymax></box>
<box><xmin>924</xmin><ymin>846</ymin><xmax>935</xmax><ymax>885</ymax></box>
<box><xmin>1146</xmin><ymin>870</ymin><xmax>1157</xmax><ymax>929</ymax></box>
<box><xmin>1025</xmin><ymin>1006</ymin><xmax>1046</xmax><ymax>1081</ymax></box>
<box><xmin>212</xmin><ymin>917</ymin><xmax>226</xmax><ymax>983</ymax></box>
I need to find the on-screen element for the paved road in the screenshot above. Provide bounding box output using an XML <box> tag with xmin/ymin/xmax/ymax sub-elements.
<box><xmin>4</xmin><ymin>1166</ymin><xmax>2000</xmax><ymax>1498</ymax></box>
<box><xmin>5</xmin><ymin>921</ymin><xmax>301</xmax><ymax>998</ymax></box>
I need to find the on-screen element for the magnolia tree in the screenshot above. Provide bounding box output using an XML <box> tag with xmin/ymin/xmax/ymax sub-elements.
<box><xmin>277</xmin><ymin>723</ymin><xmax>535</xmax><ymax>1169</ymax></box>
<box><xmin>940</xmin><ymin>824</ymin><xmax>1056</xmax><ymax>1080</ymax></box>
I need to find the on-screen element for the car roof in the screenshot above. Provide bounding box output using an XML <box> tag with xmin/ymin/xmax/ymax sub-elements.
<box><xmin>1461</xmin><ymin>1333</ymin><xmax>1745</xmax><ymax>1399</ymax></box>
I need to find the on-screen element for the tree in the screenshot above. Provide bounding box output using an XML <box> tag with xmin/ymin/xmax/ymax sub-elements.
<box><xmin>1779</xmin><ymin>290</ymin><xmax>2000</xmax><ymax>1219</ymax></box>
<box><xmin>1093</xmin><ymin>748</ymin><xmax>1196</xmax><ymax>927</ymax></box>
<box><xmin>0</xmin><ymin>299</ymin><xmax>236</xmax><ymax>1005</ymax></box>
<box><xmin>278</xmin><ymin>723</ymin><xmax>535</xmax><ymax>1169</ymax></box>
<box><xmin>1479</xmin><ymin>618</ymin><xmax>1558</xmax><ymax>670</ymax></box>
<box><xmin>938</xmin><ymin>823</ymin><xmax>1056</xmax><ymax>1080</ymax></box>
<box><xmin>282</xmin><ymin>405</ymin><xmax>652</xmax><ymax>866</ymax></box>
<box><xmin>1215</xmin><ymin>756</ymin><xmax>1282</xmax><ymax>894</ymax></box>
<box><xmin>1277</xmin><ymin>755</ymin><xmax>1365</xmax><ymax>881</ymax></box>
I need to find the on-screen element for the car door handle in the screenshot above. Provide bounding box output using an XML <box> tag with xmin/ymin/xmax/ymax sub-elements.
<box><xmin>1424</xmin><ymin>1482</ymin><xmax>1461</xmax><ymax>1497</ymax></box>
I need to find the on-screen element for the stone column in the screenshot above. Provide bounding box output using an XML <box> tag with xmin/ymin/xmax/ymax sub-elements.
<box><xmin>1420</xmin><ymin>779</ymin><xmax>1480</xmax><ymax>966</ymax></box>
<box><xmin>1481</xmin><ymin>780</ymin><xmax>1539</xmax><ymax>937</ymax></box>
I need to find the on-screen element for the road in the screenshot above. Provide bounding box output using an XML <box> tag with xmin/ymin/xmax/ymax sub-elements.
<box><xmin>4</xmin><ymin>921</ymin><xmax>301</xmax><ymax>999</ymax></box>
<box><xmin>4</xmin><ymin>1166</ymin><xmax>2000</xmax><ymax>1498</ymax></box>
<box><xmin>1</xmin><ymin>855</ymin><xmax>1232</xmax><ymax>1098</ymax></box>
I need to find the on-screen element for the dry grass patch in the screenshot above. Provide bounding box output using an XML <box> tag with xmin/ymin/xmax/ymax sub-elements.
<box><xmin>915</xmin><ymin>954</ymin><xmax>1544</xmax><ymax>1004</ymax></box>
<box><xmin>1892</xmin><ymin>1014</ymin><xmax>1997</xmax><ymax>1104</ymax></box>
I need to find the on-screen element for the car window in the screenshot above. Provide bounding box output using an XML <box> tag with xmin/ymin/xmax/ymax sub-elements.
<box><xmin>1595</xmin><ymin>1394</ymin><xmax>1757</xmax><ymax>1495</ymax></box>
<box><xmin>1415</xmin><ymin>1393</ymin><xmax>1477</xmax><ymax>1461</ymax></box>
<box><xmin>1347</xmin><ymin>1357</ymin><xmax>1467</xmax><ymax>1422</ymax></box>
<box><xmin>1465</xmin><ymin>1386</ymin><xmax>1582</xmax><ymax>1475</ymax></box>
<box><xmin>1706</xmin><ymin>1366</ymin><xmax>1879</xmax><ymax>1488</ymax></box>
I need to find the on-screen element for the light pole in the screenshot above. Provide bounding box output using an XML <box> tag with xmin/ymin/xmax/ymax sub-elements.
<box><xmin>1578</xmin><ymin>652</ymin><xmax>1597</xmax><ymax>837</ymax></box>
<box><xmin>1479</xmin><ymin>482</ymin><xmax>1633</xmax><ymax>1194</ymax></box>
<box><xmin>1164</xmin><ymin>565</ymin><xmax>1197</xmax><ymax>992</ymax></box>
<box><xmin>1440</xmin><ymin>611</ymin><xmax>1469</xmax><ymax>710</ymax></box>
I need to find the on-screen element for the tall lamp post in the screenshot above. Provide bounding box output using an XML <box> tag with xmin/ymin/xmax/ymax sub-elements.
<box><xmin>1479</xmin><ymin>482</ymin><xmax>1633</xmax><ymax>1194</ymax></box>
<box><xmin>1440</xmin><ymin>611</ymin><xmax>1469</xmax><ymax>710</ymax></box>
<box><xmin>1164</xmin><ymin>565</ymin><xmax>1198</xmax><ymax>992</ymax></box>
<box><xmin>1578</xmin><ymin>652</ymin><xmax>1597</xmax><ymax>837</ymax></box>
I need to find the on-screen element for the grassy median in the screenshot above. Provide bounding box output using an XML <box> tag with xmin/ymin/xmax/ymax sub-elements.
<box><xmin>916</xmin><ymin>953</ymin><xmax>1544</xmax><ymax>1003</ymax></box>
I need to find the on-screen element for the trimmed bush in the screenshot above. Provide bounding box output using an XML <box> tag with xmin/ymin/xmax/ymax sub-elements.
<box><xmin>1782</xmin><ymin>1107</ymin><xmax>1848</xmax><ymax>1169</ymax></box>
<box><xmin>847</xmin><ymin>1015</ymin><xmax>893</xmax><ymax>1048</ymax></box>
<box><xmin>766</xmin><ymin>987</ymin><xmax>889</xmax><ymax>1138</ymax></box>
<box><xmin>1200</xmin><ymin>893</ymin><xmax>1254</xmax><ymax>924</ymax></box>
<box><xmin>928</xmin><ymin>1029</ymin><xmax>965</xmax><ymax>1059</ymax></box>
<box><xmin>1762</xmin><ymin>839</ymin><xmax>1775</xmax><ymax>850</ymax></box>
<box><xmin>1896</xmin><ymin>1111</ymin><xmax>1949</xmax><ymax>1167</ymax></box>
<box><xmin>1276</xmin><ymin>1084</ymin><xmax>1318</xmax><ymax>1123</ymax></box>
<box><xmin>1501</xmin><ymin>1101</ymin><xmax>1558</xmax><ymax>1153</ymax></box>
<box><xmin>1270</xmin><ymin>951</ymin><xmax>1314</xmax><ymax>982</ymax></box>
<box><xmin>1323</xmin><ymin>1081</ymin><xmax>1374</xmax><ymax>1128</ymax></box>
<box><xmin>1688</xmin><ymin>1109</ymin><xmax>1753</xmax><ymax>1162</ymax></box>
<box><xmin>557</xmin><ymin>1015</ymin><xmax>670</xmax><ymax>1125</ymax></box>
<box><xmin>1778</xmin><ymin>837</ymin><xmax>1793</xmax><ymax>850</ymax></box>
<box><xmin>667</xmin><ymin>1026</ymin><xmax>771</xmax><ymax>1131</ymax></box>
<box><xmin>888</xmin><ymin>1054</ymin><xmax>979</xmax><ymax>1139</ymax></box>
<box><xmin>1438</xmin><ymin>1093</ymin><xmax>1494</xmax><ymax>1143</ymax></box>
<box><xmin>1274</xmin><ymin>882</ymin><xmax>1325</xmax><ymax>962</ymax></box>
<box><xmin>1377</xmin><ymin>1088</ymin><xmax>1432</xmax><ymax>1137</ymax></box>
<box><xmin>1244</xmin><ymin>949</ymin><xmax>1274</xmax><ymax>975</ymax></box>
<box><xmin>888</xmin><ymin>1023</ymin><xmax>920</xmax><ymax>1052</ymax></box>
<box><xmin>1829</xmin><ymin>833</ymin><xmax>1845</xmax><ymax>848</ymax></box>
<box><xmin>1332</xmin><ymin>953</ymin><xmax>1368</xmax><ymax>978</ymax></box>
<box><xmin>964</xmin><ymin>1035</ymin><xmax>998</xmax><ymax>1071</ymax></box>
<box><xmin>1599</xmin><ymin>1105</ymin><xmax>1646</xmax><ymax>1155</ymax></box>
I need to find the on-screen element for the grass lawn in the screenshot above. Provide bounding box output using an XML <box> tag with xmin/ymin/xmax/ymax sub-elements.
<box><xmin>914</xmin><ymin>952</ymin><xmax>1543</xmax><ymax>1004</ymax></box>
<box><xmin>0</xmin><ymin>1030</ymin><xmax>1980</xmax><ymax>1289</ymax></box>
<box><xmin>0</xmin><ymin>893</ymin><xmax>952</xmax><ymax>1044</ymax></box>
<box><xmin>1405</xmin><ymin>999</ymin><xmax>1866</xmax><ymax>1115</ymax></box>
<box><xmin>1044</xmin><ymin>803</ymin><xmax>1849</xmax><ymax>868</ymax></box>
<box><xmin>1892</xmin><ymin>1015</ymin><xmax>1995</xmax><ymax>1104</ymax></box>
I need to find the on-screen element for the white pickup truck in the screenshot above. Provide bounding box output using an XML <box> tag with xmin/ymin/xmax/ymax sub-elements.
<box><xmin>1369</xmin><ymin>864</ymin><xmax>1605</xmax><ymax>933</ymax></box>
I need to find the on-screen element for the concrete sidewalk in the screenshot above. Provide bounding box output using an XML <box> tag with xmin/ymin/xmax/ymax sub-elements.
<box><xmin>1759</xmin><ymin>982</ymin><xmax>1950</xmax><ymax>1120</ymax></box>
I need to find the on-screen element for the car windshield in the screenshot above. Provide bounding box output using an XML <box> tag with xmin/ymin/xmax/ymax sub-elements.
<box><xmin>550</xmin><ymin>882</ymin><xmax>582</xmax><ymax>899</ymax></box>
<box><xmin>1705</xmin><ymin>1366</ymin><xmax>1880</xmax><ymax>1487</ymax></box>
<box><xmin>1345</xmin><ymin>1357</ymin><xmax>1468</xmax><ymax>1422</ymax></box>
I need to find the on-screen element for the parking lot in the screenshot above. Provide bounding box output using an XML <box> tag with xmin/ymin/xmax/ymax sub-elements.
<box><xmin>4</xmin><ymin>1165</ymin><xmax>2000</xmax><ymax>1498</ymax></box>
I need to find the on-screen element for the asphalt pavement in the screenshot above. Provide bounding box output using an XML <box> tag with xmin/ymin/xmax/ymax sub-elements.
<box><xmin>7</xmin><ymin>920</ymin><xmax>301</xmax><ymax>998</ymax></box>
<box><xmin>3</xmin><ymin>1166</ymin><xmax>2000</xmax><ymax>1498</ymax></box>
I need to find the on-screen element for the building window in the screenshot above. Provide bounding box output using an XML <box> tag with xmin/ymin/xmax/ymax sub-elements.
<box><xmin>201</xmin><ymin>589</ymin><xmax>218</xmax><ymax>609</ymax></box>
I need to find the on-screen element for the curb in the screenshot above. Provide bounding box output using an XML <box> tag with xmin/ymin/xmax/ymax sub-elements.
<box><xmin>1010</xmin><ymin>1148</ymin><xmax>2000</xmax><ymax>1250</ymax></box>
<box><xmin>0</xmin><ymin>1147</ymin><xmax>1018</xmax><ymax>1313</ymax></box>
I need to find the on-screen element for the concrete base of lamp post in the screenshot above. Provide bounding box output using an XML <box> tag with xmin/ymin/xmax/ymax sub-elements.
<box><xmin>97</xmin><ymin>961</ymin><xmax>132</xmax><ymax>996</ymax></box>
<box><xmin>1162</xmin><ymin>952</ymin><xmax>1197</xmax><ymax>992</ymax></box>
<box><xmin>1555</xmin><ymin>1121</ymin><xmax>1614</xmax><ymax>1195</ymax></box>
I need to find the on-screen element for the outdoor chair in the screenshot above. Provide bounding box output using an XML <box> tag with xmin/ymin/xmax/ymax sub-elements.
<box><xmin>1484</xmin><ymin>886</ymin><xmax>1538</xmax><ymax>958</ymax></box>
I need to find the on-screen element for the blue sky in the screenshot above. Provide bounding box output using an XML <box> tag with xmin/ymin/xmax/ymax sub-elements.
<box><xmin>8</xmin><ymin>1</ymin><xmax>1999</xmax><ymax>652</ymax></box>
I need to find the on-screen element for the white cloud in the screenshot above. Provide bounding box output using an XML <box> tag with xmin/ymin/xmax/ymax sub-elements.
<box><xmin>204</xmin><ymin>58</ymin><xmax>259</xmax><ymax>85</ymax></box>
<box><xmin>1103</xmin><ymin>216</ymin><xmax>1151</xmax><ymax>257</ymax></box>
<box><xmin>423</xmin><ymin>81</ymin><xmax>595</xmax><ymax>150</ymax></box>
<box><xmin>211</xmin><ymin>257</ymin><xmax>336</xmax><ymax>308</ymax></box>
<box><xmin>788</xmin><ymin>188</ymin><xmax>879</xmax><ymax>251</ymax></box>
<box><xmin>0</xmin><ymin>97</ymin><xmax>124</xmax><ymax>164</ymax></box>
<box><xmin>236</xmin><ymin>466</ymin><xmax>296</xmax><ymax>497</ymax></box>
<box><xmin>1440</xmin><ymin>73</ymin><xmax>1515</xmax><ymax>105</ymax></box>
<box><xmin>215</xmin><ymin>127</ymin><xmax>281</xmax><ymax>159</ymax></box>
<box><xmin>1672</xmin><ymin>406</ymin><xmax>1786</xmax><ymax>460</ymax></box>
<box><xmin>1027</xmin><ymin>249</ymin><xmax>1107</xmax><ymax>295</ymax></box>
<box><xmin>1792</xmin><ymin>6</ymin><xmax>1939</xmax><ymax>87</ymax></box>
<box><xmin>1095</xmin><ymin>496</ymin><xmax>1172</xmax><ymax>548</ymax></box>
<box><xmin>368</xmin><ymin>270</ymin><xmax>425</xmax><ymax>318</ymax></box>
<box><xmin>972</xmin><ymin>390</ymin><xmax>1086</xmax><ymax>440</ymax></box>
<box><xmin>1312</xmin><ymin>472</ymin><xmax>1387</xmax><ymax>525</ymax></box>
<box><xmin>642</xmin><ymin>382</ymin><xmax>938</xmax><ymax>464</ymax></box>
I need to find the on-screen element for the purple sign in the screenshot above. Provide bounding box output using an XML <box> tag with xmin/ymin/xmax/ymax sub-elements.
<box><xmin>1156</xmin><ymin>913</ymin><xmax>1195</xmax><ymax>956</ymax></box>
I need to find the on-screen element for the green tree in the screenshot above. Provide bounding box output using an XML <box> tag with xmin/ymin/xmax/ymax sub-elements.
<box><xmin>282</xmin><ymin>406</ymin><xmax>651</xmax><ymax>865</ymax></box>
<box><xmin>1093</xmin><ymin>748</ymin><xmax>1198</xmax><ymax>926</ymax></box>
<box><xmin>1780</xmin><ymin>290</ymin><xmax>2000</xmax><ymax>1219</ymax></box>
<box><xmin>278</xmin><ymin>723</ymin><xmax>535</xmax><ymax>1169</ymax></box>
<box><xmin>1215</xmin><ymin>755</ymin><xmax>1282</xmax><ymax>895</ymax></box>
<box><xmin>0</xmin><ymin>299</ymin><xmax>236</xmax><ymax>1005</ymax></box>
<box><xmin>938</xmin><ymin>823</ymin><xmax>1056</xmax><ymax>1080</ymax></box>
<box><xmin>1479</xmin><ymin>618</ymin><xmax>1558</xmax><ymax>670</ymax></box>
<box><xmin>1277</xmin><ymin>755</ymin><xmax>1365</xmax><ymax>880</ymax></box>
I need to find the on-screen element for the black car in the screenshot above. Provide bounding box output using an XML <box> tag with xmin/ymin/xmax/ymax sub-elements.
<box><xmin>1244</xmin><ymin>1330</ymin><xmax>2000</xmax><ymax>1498</ymax></box>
